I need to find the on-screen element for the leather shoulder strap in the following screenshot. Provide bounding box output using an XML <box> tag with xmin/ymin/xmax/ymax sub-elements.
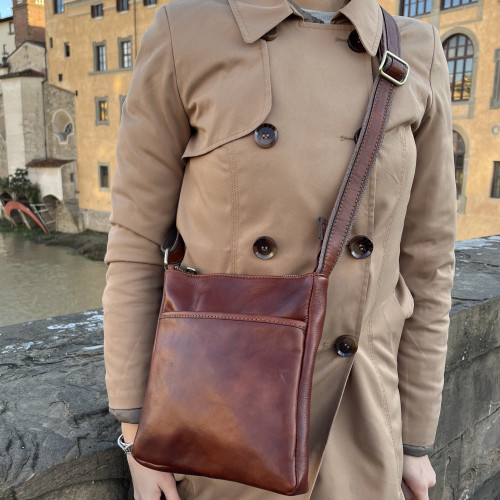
<box><xmin>316</xmin><ymin>9</ymin><xmax>409</xmax><ymax>276</ymax></box>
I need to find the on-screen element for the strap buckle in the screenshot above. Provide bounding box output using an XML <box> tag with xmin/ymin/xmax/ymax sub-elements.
<box><xmin>379</xmin><ymin>50</ymin><xmax>410</xmax><ymax>86</ymax></box>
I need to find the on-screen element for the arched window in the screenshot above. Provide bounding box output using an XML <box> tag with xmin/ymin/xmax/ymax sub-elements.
<box><xmin>453</xmin><ymin>131</ymin><xmax>465</xmax><ymax>198</ymax></box>
<box><xmin>443</xmin><ymin>35</ymin><xmax>474</xmax><ymax>102</ymax></box>
<box><xmin>400</xmin><ymin>0</ymin><xmax>432</xmax><ymax>17</ymax></box>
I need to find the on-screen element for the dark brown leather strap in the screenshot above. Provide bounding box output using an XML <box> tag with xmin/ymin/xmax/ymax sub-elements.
<box><xmin>317</xmin><ymin>9</ymin><xmax>408</xmax><ymax>276</ymax></box>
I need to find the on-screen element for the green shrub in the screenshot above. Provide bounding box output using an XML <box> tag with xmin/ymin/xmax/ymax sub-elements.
<box><xmin>0</xmin><ymin>169</ymin><xmax>41</xmax><ymax>204</ymax></box>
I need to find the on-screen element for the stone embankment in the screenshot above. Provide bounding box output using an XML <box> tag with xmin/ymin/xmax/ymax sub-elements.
<box><xmin>0</xmin><ymin>236</ymin><xmax>499</xmax><ymax>499</ymax></box>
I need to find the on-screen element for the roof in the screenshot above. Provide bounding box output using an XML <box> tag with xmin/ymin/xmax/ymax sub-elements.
<box><xmin>0</xmin><ymin>69</ymin><xmax>45</xmax><ymax>80</ymax></box>
<box><xmin>27</xmin><ymin>158</ymin><xmax>75</xmax><ymax>168</ymax></box>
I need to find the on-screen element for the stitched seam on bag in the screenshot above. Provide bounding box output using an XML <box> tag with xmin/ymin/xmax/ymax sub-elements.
<box><xmin>161</xmin><ymin>313</ymin><xmax>306</xmax><ymax>330</ymax></box>
<box><xmin>170</xmin><ymin>271</ymin><xmax>313</xmax><ymax>280</ymax></box>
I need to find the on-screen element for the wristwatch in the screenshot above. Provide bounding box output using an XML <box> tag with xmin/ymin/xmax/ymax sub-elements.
<box><xmin>117</xmin><ymin>433</ymin><xmax>134</xmax><ymax>454</ymax></box>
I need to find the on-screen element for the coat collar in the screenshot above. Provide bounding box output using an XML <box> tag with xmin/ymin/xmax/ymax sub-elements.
<box><xmin>228</xmin><ymin>0</ymin><xmax>383</xmax><ymax>57</ymax></box>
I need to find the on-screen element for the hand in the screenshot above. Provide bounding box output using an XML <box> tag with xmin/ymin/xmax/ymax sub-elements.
<box><xmin>122</xmin><ymin>422</ymin><xmax>180</xmax><ymax>500</ymax></box>
<box><xmin>402</xmin><ymin>454</ymin><xmax>436</xmax><ymax>500</ymax></box>
<box><xmin>127</xmin><ymin>453</ymin><xmax>180</xmax><ymax>500</ymax></box>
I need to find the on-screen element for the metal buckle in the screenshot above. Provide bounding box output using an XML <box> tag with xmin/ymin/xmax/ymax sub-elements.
<box><xmin>164</xmin><ymin>247</ymin><xmax>171</xmax><ymax>269</ymax></box>
<box><xmin>379</xmin><ymin>50</ymin><xmax>410</xmax><ymax>86</ymax></box>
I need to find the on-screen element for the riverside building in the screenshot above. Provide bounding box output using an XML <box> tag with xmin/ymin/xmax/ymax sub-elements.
<box><xmin>44</xmin><ymin>0</ymin><xmax>499</xmax><ymax>239</ymax></box>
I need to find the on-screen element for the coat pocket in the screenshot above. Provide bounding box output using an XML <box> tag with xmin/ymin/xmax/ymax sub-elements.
<box><xmin>135</xmin><ymin>312</ymin><xmax>306</xmax><ymax>493</ymax></box>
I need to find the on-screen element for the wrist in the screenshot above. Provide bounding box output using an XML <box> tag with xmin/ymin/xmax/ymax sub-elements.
<box><xmin>121</xmin><ymin>422</ymin><xmax>139</xmax><ymax>443</ymax></box>
<box><xmin>403</xmin><ymin>443</ymin><xmax>433</xmax><ymax>457</ymax></box>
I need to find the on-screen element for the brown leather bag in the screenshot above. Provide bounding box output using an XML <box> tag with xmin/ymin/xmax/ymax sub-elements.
<box><xmin>132</xmin><ymin>9</ymin><xmax>409</xmax><ymax>496</ymax></box>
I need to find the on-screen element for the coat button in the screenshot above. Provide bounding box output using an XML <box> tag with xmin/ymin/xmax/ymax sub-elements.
<box><xmin>254</xmin><ymin>123</ymin><xmax>278</xmax><ymax>149</ymax></box>
<box><xmin>253</xmin><ymin>237</ymin><xmax>276</xmax><ymax>259</ymax></box>
<box><xmin>347</xmin><ymin>30</ymin><xmax>365</xmax><ymax>53</ymax></box>
<box><xmin>348</xmin><ymin>235</ymin><xmax>373</xmax><ymax>259</ymax></box>
<box><xmin>334</xmin><ymin>335</ymin><xmax>358</xmax><ymax>357</ymax></box>
<box><xmin>262</xmin><ymin>27</ymin><xmax>278</xmax><ymax>41</ymax></box>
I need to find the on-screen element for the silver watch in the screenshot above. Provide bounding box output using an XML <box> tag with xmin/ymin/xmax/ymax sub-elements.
<box><xmin>117</xmin><ymin>433</ymin><xmax>134</xmax><ymax>454</ymax></box>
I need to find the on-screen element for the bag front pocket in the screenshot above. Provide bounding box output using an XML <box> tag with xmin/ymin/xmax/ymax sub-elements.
<box><xmin>134</xmin><ymin>312</ymin><xmax>307</xmax><ymax>494</ymax></box>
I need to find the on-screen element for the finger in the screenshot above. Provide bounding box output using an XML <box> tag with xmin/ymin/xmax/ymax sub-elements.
<box><xmin>159</xmin><ymin>476</ymin><xmax>181</xmax><ymax>500</ymax></box>
<box><xmin>402</xmin><ymin>480</ymin><xmax>415</xmax><ymax>500</ymax></box>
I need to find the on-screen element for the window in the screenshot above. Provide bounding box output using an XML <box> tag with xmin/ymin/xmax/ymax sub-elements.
<box><xmin>49</xmin><ymin>37</ymin><xmax>53</xmax><ymax>48</ymax></box>
<box><xmin>492</xmin><ymin>162</ymin><xmax>500</xmax><ymax>199</ymax></box>
<box><xmin>99</xmin><ymin>164</ymin><xmax>110</xmax><ymax>190</ymax></box>
<box><xmin>91</xmin><ymin>3</ymin><xmax>103</xmax><ymax>17</ymax></box>
<box><xmin>95</xmin><ymin>97</ymin><xmax>109</xmax><ymax>125</ymax></box>
<box><xmin>443</xmin><ymin>34</ymin><xmax>474</xmax><ymax>102</ymax></box>
<box><xmin>94</xmin><ymin>42</ymin><xmax>106</xmax><ymax>71</ymax></box>
<box><xmin>64</xmin><ymin>42</ymin><xmax>70</xmax><ymax>57</ymax></box>
<box><xmin>58</xmin><ymin>73</ymin><xmax>63</xmax><ymax>82</ymax></box>
<box><xmin>491</xmin><ymin>50</ymin><xmax>500</xmax><ymax>109</ymax></box>
<box><xmin>143</xmin><ymin>0</ymin><xmax>157</xmax><ymax>6</ymax></box>
<box><xmin>119</xmin><ymin>38</ymin><xmax>132</xmax><ymax>68</ymax></box>
<box><xmin>9</xmin><ymin>21</ymin><xmax>14</xmax><ymax>33</ymax></box>
<box><xmin>453</xmin><ymin>131</ymin><xmax>465</xmax><ymax>198</ymax></box>
<box><xmin>441</xmin><ymin>0</ymin><xmax>477</xmax><ymax>9</ymax></box>
<box><xmin>400</xmin><ymin>0</ymin><xmax>431</xmax><ymax>17</ymax></box>
<box><xmin>116</xmin><ymin>0</ymin><xmax>128</xmax><ymax>11</ymax></box>
<box><xmin>54</xmin><ymin>0</ymin><xmax>64</xmax><ymax>13</ymax></box>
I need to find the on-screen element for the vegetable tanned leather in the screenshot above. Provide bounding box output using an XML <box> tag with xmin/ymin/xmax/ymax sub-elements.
<box><xmin>132</xmin><ymin>9</ymin><xmax>407</xmax><ymax>496</ymax></box>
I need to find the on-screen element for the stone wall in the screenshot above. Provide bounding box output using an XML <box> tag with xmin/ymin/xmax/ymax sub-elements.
<box><xmin>81</xmin><ymin>208</ymin><xmax>111</xmax><ymax>233</ymax></box>
<box><xmin>0</xmin><ymin>93</ymin><xmax>7</xmax><ymax>179</ymax></box>
<box><xmin>43</xmin><ymin>82</ymin><xmax>77</xmax><ymax>162</ymax></box>
<box><xmin>0</xmin><ymin>238</ymin><xmax>499</xmax><ymax>500</ymax></box>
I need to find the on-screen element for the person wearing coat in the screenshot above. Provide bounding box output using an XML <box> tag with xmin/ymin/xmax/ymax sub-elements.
<box><xmin>102</xmin><ymin>0</ymin><xmax>457</xmax><ymax>498</ymax></box>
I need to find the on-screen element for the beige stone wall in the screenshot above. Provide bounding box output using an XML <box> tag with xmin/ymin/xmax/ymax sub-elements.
<box><xmin>45</xmin><ymin>0</ymin><xmax>161</xmax><ymax>225</ymax></box>
<box><xmin>0</xmin><ymin>93</ymin><xmax>7</xmax><ymax>179</ymax></box>
<box><xmin>8</xmin><ymin>41</ymin><xmax>45</xmax><ymax>73</ymax></box>
<box><xmin>380</xmin><ymin>0</ymin><xmax>500</xmax><ymax>240</ymax></box>
<box><xmin>44</xmin><ymin>82</ymin><xmax>77</xmax><ymax>160</ymax></box>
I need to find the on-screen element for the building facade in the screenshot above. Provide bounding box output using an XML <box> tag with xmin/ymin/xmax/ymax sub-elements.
<box><xmin>0</xmin><ymin>0</ymin><xmax>81</xmax><ymax>233</ymax></box>
<box><xmin>380</xmin><ymin>0</ymin><xmax>499</xmax><ymax>240</ymax></box>
<box><xmin>44</xmin><ymin>0</ymin><xmax>159</xmax><ymax>231</ymax></box>
<box><xmin>44</xmin><ymin>0</ymin><xmax>499</xmax><ymax>239</ymax></box>
<box><xmin>0</xmin><ymin>16</ymin><xmax>16</xmax><ymax>60</ymax></box>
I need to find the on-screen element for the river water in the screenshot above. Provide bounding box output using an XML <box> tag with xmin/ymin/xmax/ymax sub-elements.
<box><xmin>0</xmin><ymin>232</ymin><xmax>107</xmax><ymax>327</ymax></box>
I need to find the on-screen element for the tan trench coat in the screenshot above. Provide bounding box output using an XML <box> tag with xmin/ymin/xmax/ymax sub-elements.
<box><xmin>102</xmin><ymin>0</ymin><xmax>457</xmax><ymax>498</ymax></box>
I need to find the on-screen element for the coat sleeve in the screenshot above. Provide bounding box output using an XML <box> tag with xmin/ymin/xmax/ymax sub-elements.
<box><xmin>102</xmin><ymin>5</ymin><xmax>191</xmax><ymax>422</ymax></box>
<box><xmin>398</xmin><ymin>26</ymin><xmax>456</xmax><ymax>453</ymax></box>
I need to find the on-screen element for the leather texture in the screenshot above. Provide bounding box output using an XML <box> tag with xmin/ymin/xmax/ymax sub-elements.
<box><xmin>132</xmin><ymin>8</ymin><xmax>405</xmax><ymax>496</ymax></box>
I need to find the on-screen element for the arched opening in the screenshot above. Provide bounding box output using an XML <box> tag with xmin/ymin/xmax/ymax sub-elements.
<box><xmin>443</xmin><ymin>34</ymin><xmax>474</xmax><ymax>102</ymax></box>
<box><xmin>52</xmin><ymin>110</ymin><xmax>74</xmax><ymax>144</ymax></box>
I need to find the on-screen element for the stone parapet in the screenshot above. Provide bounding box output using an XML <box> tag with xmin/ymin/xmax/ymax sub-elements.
<box><xmin>0</xmin><ymin>237</ymin><xmax>499</xmax><ymax>499</ymax></box>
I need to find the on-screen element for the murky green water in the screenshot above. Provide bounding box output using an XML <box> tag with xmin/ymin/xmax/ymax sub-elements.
<box><xmin>0</xmin><ymin>232</ymin><xmax>107</xmax><ymax>327</ymax></box>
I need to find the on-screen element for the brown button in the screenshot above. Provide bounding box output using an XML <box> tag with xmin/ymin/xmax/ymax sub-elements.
<box><xmin>348</xmin><ymin>235</ymin><xmax>373</xmax><ymax>259</ymax></box>
<box><xmin>334</xmin><ymin>335</ymin><xmax>358</xmax><ymax>357</ymax></box>
<box><xmin>254</xmin><ymin>123</ymin><xmax>278</xmax><ymax>149</ymax></box>
<box><xmin>347</xmin><ymin>30</ymin><xmax>365</xmax><ymax>53</ymax></box>
<box><xmin>262</xmin><ymin>27</ymin><xmax>278</xmax><ymax>41</ymax></box>
<box><xmin>353</xmin><ymin>127</ymin><xmax>362</xmax><ymax>144</ymax></box>
<box><xmin>253</xmin><ymin>237</ymin><xmax>276</xmax><ymax>259</ymax></box>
